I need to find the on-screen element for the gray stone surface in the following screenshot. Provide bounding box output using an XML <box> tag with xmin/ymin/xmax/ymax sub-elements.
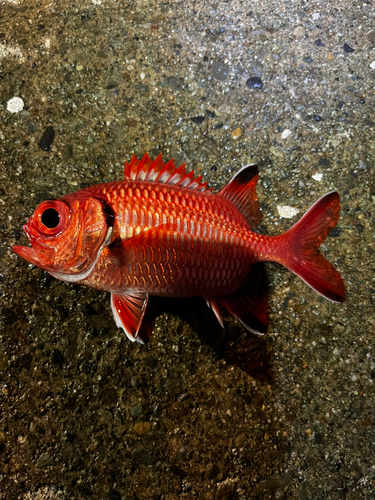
<box><xmin>0</xmin><ymin>0</ymin><xmax>374</xmax><ymax>498</ymax></box>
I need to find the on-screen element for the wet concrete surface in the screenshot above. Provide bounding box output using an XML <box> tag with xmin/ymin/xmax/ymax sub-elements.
<box><xmin>1</xmin><ymin>0</ymin><xmax>375</xmax><ymax>498</ymax></box>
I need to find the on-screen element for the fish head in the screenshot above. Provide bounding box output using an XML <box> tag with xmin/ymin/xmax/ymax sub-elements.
<box><xmin>13</xmin><ymin>194</ymin><xmax>113</xmax><ymax>280</ymax></box>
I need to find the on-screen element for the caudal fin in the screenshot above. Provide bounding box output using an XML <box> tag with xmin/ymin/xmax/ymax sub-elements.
<box><xmin>281</xmin><ymin>191</ymin><xmax>345</xmax><ymax>302</ymax></box>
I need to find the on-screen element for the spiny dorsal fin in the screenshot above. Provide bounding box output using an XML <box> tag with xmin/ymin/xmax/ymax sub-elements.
<box><xmin>124</xmin><ymin>153</ymin><xmax>211</xmax><ymax>192</ymax></box>
<box><xmin>218</xmin><ymin>164</ymin><xmax>262</xmax><ymax>230</ymax></box>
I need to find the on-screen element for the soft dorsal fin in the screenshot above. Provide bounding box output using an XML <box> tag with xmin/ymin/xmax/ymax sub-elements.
<box><xmin>218</xmin><ymin>164</ymin><xmax>262</xmax><ymax>230</ymax></box>
<box><xmin>124</xmin><ymin>153</ymin><xmax>211</xmax><ymax>192</ymax></box>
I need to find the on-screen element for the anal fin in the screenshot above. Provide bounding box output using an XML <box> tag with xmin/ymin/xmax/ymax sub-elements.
<box><xmin>213</xmin><ymin>263</ymin><xmax>269</xmax><ymax>335</ymax></box>
<box><xmin>111</xmin><ymin>291</ymin><xmax>149</xmax><ymax>344</ymax></box>
<box><xmin>207</xmin><ymin>298</ymin><xmax>224</xmax><ymax>328</ymax></box>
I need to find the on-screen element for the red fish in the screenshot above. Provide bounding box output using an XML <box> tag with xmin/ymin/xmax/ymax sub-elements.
<box><xmin>13</xmin><ymin>153</ymin><xmax>345</xmax><ymax>343</ymax></box>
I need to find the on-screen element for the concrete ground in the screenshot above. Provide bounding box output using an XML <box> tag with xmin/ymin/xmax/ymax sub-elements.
<box><xmin>0</xmin><ymin>0</ymin><xmax>374</xmax><ymax>498</ymax></box>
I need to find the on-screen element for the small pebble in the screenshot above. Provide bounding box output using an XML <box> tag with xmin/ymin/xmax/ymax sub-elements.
<box><xmin>211</xmin><ymin>61</ymin><xmax>229</xmax><ymax>81</ymax></box>
<box><xmin>367</xmin><ymin>30</ymin><xmax>375</xmax><ymax>45</ymax></box>
<box><xmin>231</xmin><ymin>128</ymin><xmax>242</xmax><ymax>140</ymax></box>
<box><xmin>343</xmin><ymin>43</ymin><xmax>354</xmax><ymax>53</ymax></box>
<box><xmin>191</xmin><ymin>116</ymin><xmax>205</xmax><ymax>125</ymax></box>
<box><xmin>130</xmin><ymin>405</ymin><xmax>143</xmax><ymax>419</ymax></box>
<box><xmin>39</xmin><ymin>126</ymin><xmax>55</xmax><ymax>151</ymax></box>
<box><xmin>281</xmin><ymin>129</ymin><xmax>292</xmax><ymax>139</ymax></box>
<box><xmin>28</xmin><ymin>122</ymin><xmax>37</xmax><ymax>134</ymax></box>
<box><xmin>358</xmin><ymin>160</ymin><xmax>368</xmax><ymax>171</ymax></box>
<box><xmin>328</xmin><ymin>227</ymin><xmax>342</xmax><ymax>237</ymax></box>
<box><xmin>314</xmin><ymin>39</ymin><xmax>325</xmax><ymax>47</ymax></box>
<box><xmin>277</xmin><ymin>205</ymin><xmax>300</xmax><ymax>219</ymax></box>
<box><xmin>370</xmin><ymin>61</ymin><xmax>375</xmax><ymax>70</ymax></box>
<box><xmin>246</xmin><ymin>76</ymin><xmax>262</xmax><ymax>90</ymax></box>
<box><xmin>6</xmin><ymin>97</ymin><xmax>24</xmax><ymax>113</ymax></box>
<box><xmin>134</xmin><ymin>421</ymin><xmax>152</xmax><ymax>435</ymax></box>
<box><xmin>318</xmin><ymin>158</ymin><xmax>330</xmax><ymax>167</ymax></box>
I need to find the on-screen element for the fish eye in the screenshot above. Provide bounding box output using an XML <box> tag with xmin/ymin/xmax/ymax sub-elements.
<box><xmin>33</xmin><ymin>200</ymin><xmax>71</xmax><ymax>236</ymax></box>
<box><xmin>41</xmin><ymin>208</ymin><xmax>60</xmax><ymax>229</ymax></box>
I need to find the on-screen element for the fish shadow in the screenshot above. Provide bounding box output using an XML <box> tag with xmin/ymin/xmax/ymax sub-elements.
<box><xmin>146</xmin><ymin>296</ymin><xmax>274</xmax><ymax>384</ymax></box>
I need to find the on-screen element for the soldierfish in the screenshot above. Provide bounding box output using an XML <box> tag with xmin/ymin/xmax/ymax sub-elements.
<box><xmin>13</xmin><ymin>154</ymin><xmax>345</xmax><ymax>343</ymax></box>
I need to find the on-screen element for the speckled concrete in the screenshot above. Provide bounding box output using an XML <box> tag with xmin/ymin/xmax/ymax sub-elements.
<box><xmin>1</xmin><ymin>1</ymin><xmax>374</xmax><ymax>499</ymax></box>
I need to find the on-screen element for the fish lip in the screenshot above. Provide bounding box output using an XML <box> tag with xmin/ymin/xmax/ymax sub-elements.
<box><xmin>12</xmin><ymin>245</ymin><xmax>42</xmax><ymax>267</ymax></box>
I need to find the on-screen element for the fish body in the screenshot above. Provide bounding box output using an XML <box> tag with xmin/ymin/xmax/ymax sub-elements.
<box><xmin>13</xmin><ymin>154</ymin><xmax>345</xmax><ymax>343</ymax></box>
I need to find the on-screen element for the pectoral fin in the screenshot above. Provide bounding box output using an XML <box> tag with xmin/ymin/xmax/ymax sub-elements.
<box><xmin>111</xmin><ymin>291</ymin><xmax>149</xmax><ymax>343</ymax></box>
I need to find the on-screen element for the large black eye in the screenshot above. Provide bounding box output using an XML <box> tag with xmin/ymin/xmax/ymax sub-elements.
<box><xmin>41</xmin><ymin>208</ymin><xmax>60</xmax><ymax>229</ymax></box>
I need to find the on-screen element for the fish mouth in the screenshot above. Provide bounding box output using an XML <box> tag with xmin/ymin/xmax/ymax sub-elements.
<box><xmin>12</xmin><ymin>245</ymin><xmax>42</xmax><ymax>268</ymax></box>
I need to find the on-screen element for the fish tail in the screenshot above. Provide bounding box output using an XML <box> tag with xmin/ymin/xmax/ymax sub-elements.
<box><xmin>277</xmin><ymin>191</ymin><xmax>345</xmax><ymax>302</ymax></box>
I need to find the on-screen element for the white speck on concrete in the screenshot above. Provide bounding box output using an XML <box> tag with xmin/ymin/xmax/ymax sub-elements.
<box><xmin>0</xmin><ymin>43</ymin><xmax>25</xmax><ymax>62</ymax></box>
<box><xmin>140</xmin><ymin>72</ymin><xmax>145</xmax><ymax>80</ymax></box>
<box><xmin>312</xmin><ymin>172</ymin><xmax>323</xmax><ymax>181</ymax></box>
<box><xmin>91</xmin><ymin>0</ymin><xmax>102</xmax><ymax>4</ymax></box>
<box><xmin>370</xmin><ymin>61</ymin><xmax>375</xmax><ymax>70</ymax></box>
<box><xmin>312</xmin><ymin>13</ymin><xmax>320</xmax><ymax>20</ymax></box>
<box><xmin>277</xmin><ymin>205</ymin><xmax>300</xmax><ymax>218</ymax></box>
<box><xmin>6</xmin><ymin>97</ymin><xmax>24</xmax><ymax>113</ymax></box>
<box><xmin>281</xmin><ymin>129</ymin><xmax>292</xmax><ymax>139</ymax></box>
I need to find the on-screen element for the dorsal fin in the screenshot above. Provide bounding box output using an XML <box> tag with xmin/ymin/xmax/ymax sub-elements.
<box><xmin>124</xmin><ymin>153</ymin><xmax>211</xmax><ymax>192</ymax></box>
<box><xmin>218</xmin><ymin>164</ymin><xmax>262</xmax><ymax>230</ymax></box>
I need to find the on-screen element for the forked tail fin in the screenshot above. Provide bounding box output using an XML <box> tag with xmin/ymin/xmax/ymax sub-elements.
<box><xmin>280</xmin><ymin>191</ymin><xmax>345</xmax><ymax>302</ymax></box>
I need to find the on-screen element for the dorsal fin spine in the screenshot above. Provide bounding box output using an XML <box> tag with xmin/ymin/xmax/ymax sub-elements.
<box><xmin>137</xmin><ymin>154</ymin><xmax>147</xmax><ymax>179</ymax></box>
